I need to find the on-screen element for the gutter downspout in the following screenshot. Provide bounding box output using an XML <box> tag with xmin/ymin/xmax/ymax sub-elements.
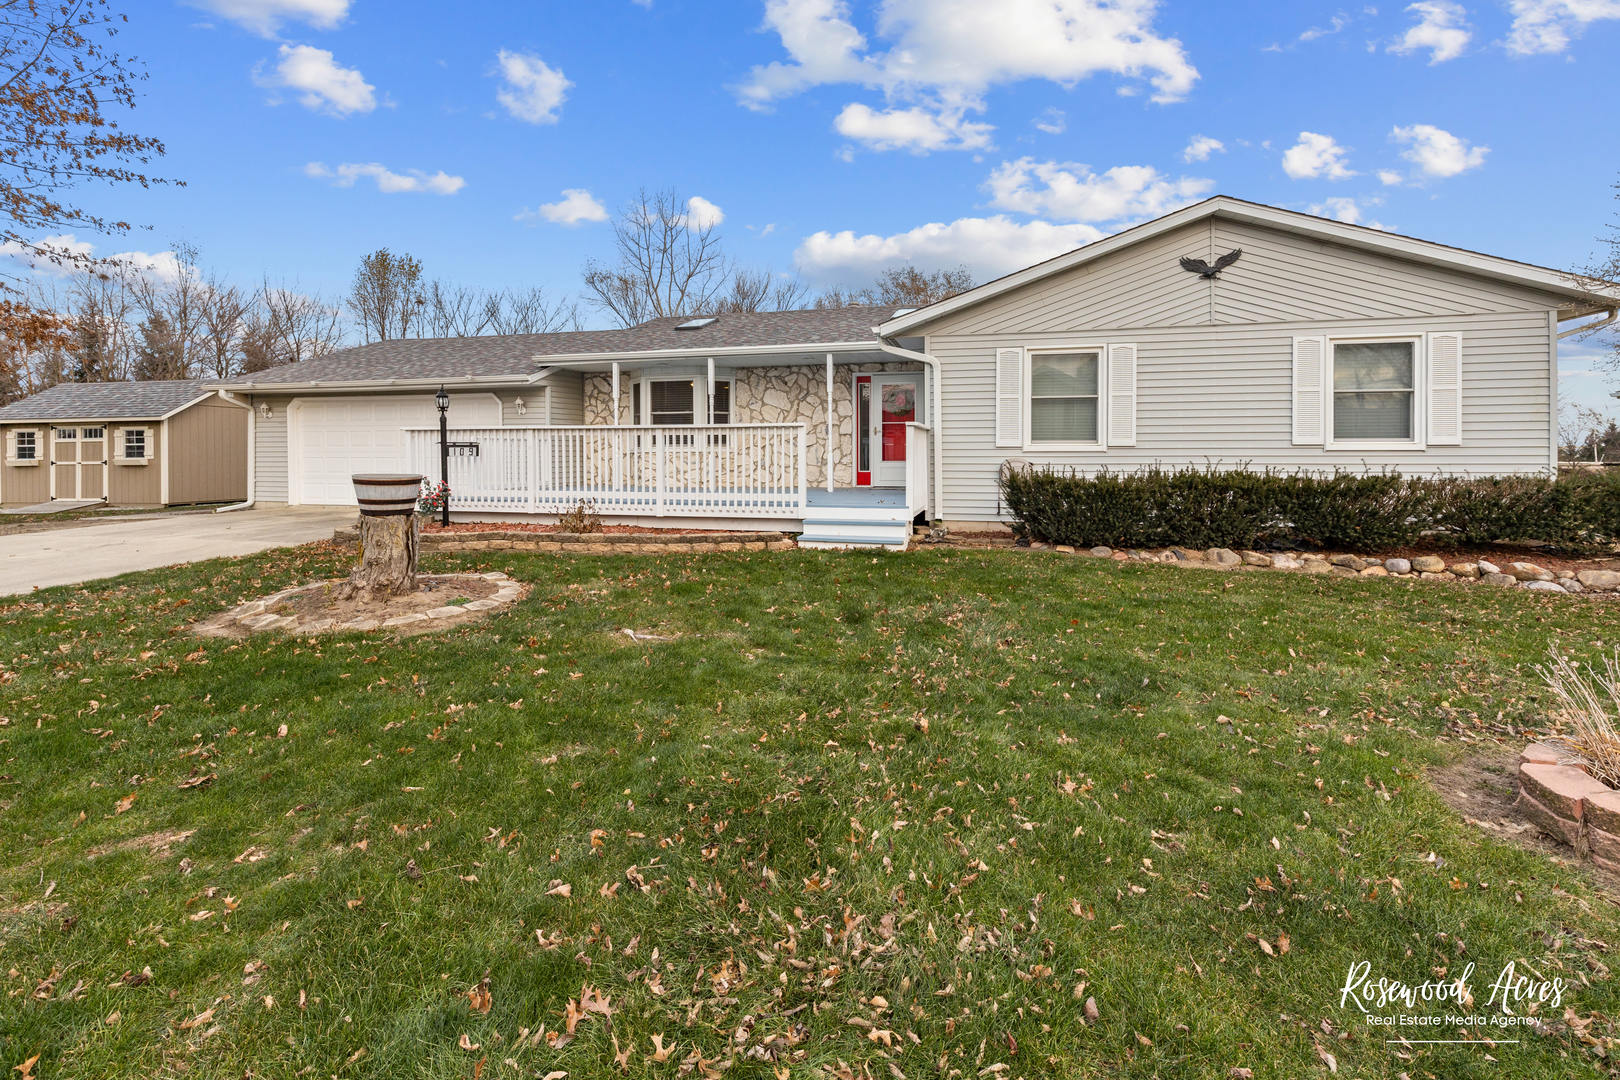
<box><xmin>1559</xmin><ymin>308</ymin><xmax>1618</xmax><ymax>339</ymax></box>
<box><xmin>213</xmin><ymin>389</ymin><xmax>256</xmax><ymax>513</ymax></box>
<box><xmin>878</xmin><ymin>340</ymin><xmax>942</xmax><ymax>523</ymax></box>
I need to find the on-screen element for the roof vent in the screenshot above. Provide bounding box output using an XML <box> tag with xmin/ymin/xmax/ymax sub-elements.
<box><xmin>675</xmin><ymin>317</ymin><xmax>718</xmax><ymax>330</ymax></box>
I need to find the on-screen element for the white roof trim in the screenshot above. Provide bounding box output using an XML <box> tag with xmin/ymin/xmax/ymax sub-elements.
<box><xmin>210</xmin><ymin>372</ymin><xmax>551</xmax><ymax>394</ymax></box>
<box><xmin>878</xmin><ymin>196</ymin><xmax>1620</xmax><ymax>336</ymax></box>
<box><xmin>533</xmin><ymin>340</ymin><xmax>881</xmax><ymax>366</ymax></box>
<box><xmin>157</xmin><ymin>392</ymin><xmax>221</xmax><ymax>421</ymax></box>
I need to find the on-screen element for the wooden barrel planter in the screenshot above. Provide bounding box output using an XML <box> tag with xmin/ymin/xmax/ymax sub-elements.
<box><xmin>342</xmin><ymin>474</ymin><xmax>426</xmax><ymax>598</ymax></box>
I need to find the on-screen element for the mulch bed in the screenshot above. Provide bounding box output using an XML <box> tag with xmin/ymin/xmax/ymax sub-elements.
<box><xmin>422</xmin><ymin>522</ymin><xmax>750</xmax><ymax>536</ymax></box>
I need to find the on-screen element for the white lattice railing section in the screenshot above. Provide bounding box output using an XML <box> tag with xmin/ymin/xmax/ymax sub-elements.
<box><xmin>905</xmin><ymin>423</ymin><xmax>931</xmax><ymax>520</ymax></box>
<box><xmin>405</xmin><ymin>424</ymin><xmax>809</xmax><ymax>518</ymax></box>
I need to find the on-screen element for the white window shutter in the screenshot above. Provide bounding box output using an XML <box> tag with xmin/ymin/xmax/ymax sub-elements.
<box><xmin>1427</xmin><ymin>331</ymin><xmax>1462</xmax><ymax>445</ymax></box>
<box><xmin>1291</xmin><ymin>336</ymin><xmax>1327</xmax><ymax>445</ymax></box>
<box><xmin>995</xmin><ymin>347</ymin><xmax>1023</xmax><ymax>448</ymax></box>
<box><xmin>1106</xmin><ymin>343</ymin><xmax>1137</xmax><ymax>447</ymax></box>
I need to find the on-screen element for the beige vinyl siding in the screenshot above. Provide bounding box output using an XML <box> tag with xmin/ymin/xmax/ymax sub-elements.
<box><xmin>106</xmin><ymin>423</ymin><xmax>162</xmax><ymax>505</ymax></box>
<box><xmin>544</xmin><ymin>370</ymin><xmax>586</xmax><ymax>424</ymax></box>
<box><xmin>166</xmin><ymin>398</ymin><xmax>249</xmax><ymax>504</ymax></box>
<box><xmin>251</xmin><ymin>394</ymin><xmax>294</xmax><ymax>502</ymax></box>
<box><xmin>920</xmin><ymin>220</ymin><xmax>1573</xmax><ymax>339</ymax></box>
<box><xmin>0</xmin><ymin>424</ymin><xmax>50</xmax><ymax>505</ymax></box>
<box><xmin>496</xmin><ymin>388</ymin><xmax>550</xmax><ymax>426</ymax></box>
<box><xmin>928</xmin><ymin>310</ymin><xmax>1556</xmax><ymax>523</ymax></box>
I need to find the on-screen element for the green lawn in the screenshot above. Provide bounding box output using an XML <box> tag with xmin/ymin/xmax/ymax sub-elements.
<box><xmin>2</xmin><ymin>543</ymin><xmax>1617</xmax><ymax>1078</ymax></box>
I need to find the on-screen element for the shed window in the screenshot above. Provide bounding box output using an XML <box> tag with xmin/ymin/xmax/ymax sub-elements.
<box><xmin>1028</xmin><ymin>351</ymin><xmax>1101</xmax><ymax>444</ymax></box>
<box><xmin>13</xmin><ymin>430</ymin><xmax>38</xmax><ymax>460</ymax></box>
<box><xmin>1332</xmin><ymin>340</ymin><xmax>1415</xmax><ymax>442</ymax></box>
<box><xmin>81</xmin><ymin>426</ymin><xmax>104</xmax><ymax>440</ymax></box>
<box><xmin>122</xmin><ymin>428</ymin><xmax>147</xmax><ymax>460</ymax></box>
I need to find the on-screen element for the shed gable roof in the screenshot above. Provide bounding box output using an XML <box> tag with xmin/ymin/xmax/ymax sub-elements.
<box><xmin>0</xmin><ymin>380</ymin><xmax>213</xmax><ymax>422</ymax></box>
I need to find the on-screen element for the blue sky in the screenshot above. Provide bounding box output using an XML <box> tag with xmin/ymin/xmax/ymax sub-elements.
<box><xmin>42</xmin><ymin>1</ymin><xmax>1620</xmax><ymax>409</ymax></box>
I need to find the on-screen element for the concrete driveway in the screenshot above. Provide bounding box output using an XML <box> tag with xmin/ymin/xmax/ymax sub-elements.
<box><xmin>0</xmin><ymin>506</ymin><xmax>356</xmax><ymax>596</ymax></box>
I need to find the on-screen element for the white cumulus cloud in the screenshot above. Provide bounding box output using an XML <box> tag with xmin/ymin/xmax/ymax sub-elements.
<box><xmin>494</xmin><ymin>50</ymin><xmax>571</xmax><ymax>124</ymax></box>
<box><xmin>1182</xmin><ymin>134</ymin><xmax>1224</xmax><ymax>162</ymax></box>
<box><xmin>262</xmin><ymin>44</ymin><xmax>376</xmax><ymax>115</ymax></box>
<box><xmin>1390</xmin><ymin>1</ymin><xmax>1471</xmax><ymax>63</ymax></box>
<box><xmin>834</xmin><ymin>102</ymin><xmax>993</xmax><ymax>152</ymax></box>
<box><xmin>1392</xmin><ymin>123</ymin><xmax>1488</xmax><ymax>177</ymax></box>
<box><xmin>1282</xmin><ymin>131</ymin><xmax>1355</xmax><ymax>180</ymax></box>
<box><xmin>737</xmin><ymin>0</ymin><xmax>1199</xmax><ymax>154</ymax></box>
<box><xmin>305</xmin><ymin>161</ymin><xmax>465</xmax><ymax>195</ymax></box>
<box><xmin>1034</xmin><ymin>107</ymin><xmax>1067</xmax><ymax>135</ymax></box>
<box><xmin>795</xmin><ymin>215</ymin><xmax>1105</xmax><ymax>284</ymax></box>
<box><xmin>1306</xmin><ymin>196</ymin><xmax>1386</xmax><ymax>230</ymax></box>
<box><xmin>685</xmin><ymin>196</ymin><xmax>726</xmax><ymax>230</ymax></box>
<box><xmin>1507</xmin><ymin>0</ymin><xmax>1620</xmax><ymax>55</ymax></box>
<box><xmin>985</xmin><ymin>160</ymin><xmax>1212</xmax><ymax>222</ymax></box>
<box><xmin>517</xmin><ymin>188</ymin><xmax>609</xmax><ymax>226</ymax></box>
<box><xmin>185</xmin><ymin>0</ymin><xmax>350</xmax><ymax>36</ymax></box>
<box><xmin>1</xmin><ymin>233</ymin><xmax>197</xmax><ymax>285</ymax></box>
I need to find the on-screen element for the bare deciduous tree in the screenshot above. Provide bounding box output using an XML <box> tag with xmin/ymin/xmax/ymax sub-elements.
<box><xmin>816</xmin><ymin>265</ymin><xmax>976</xmax><ymax>309</ymax></box>
<box><xmin>0</xmin><ymin>0</ymin><xmax>177</xmax><ymax>345</ymax></box>
<box><xmin>197</xmin><ymin>272</ymin><xmax>249</xmax><ymax>380</ymax></box>
<box><xmin>347</xmin><ymin>248</ymin><xmax>424</xmax><ymax>342</ymax></box>
<box><xmin>241</xmin><ymin>280</ymin><xmax>344</xmax><ymax>373</ymax></box>
<box><xmin>582</xmin><ymin>189</ymin><xmax>732</xmax><ymax>327</ymax></box>
<box><xmin>713</xmin><ymin>268</ymin><xmax>810</xmax><ymax>315</ymax></box>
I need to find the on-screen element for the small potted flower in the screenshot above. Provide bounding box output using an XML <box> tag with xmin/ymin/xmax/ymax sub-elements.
<box><xmin>417</xmin><ymin>480</ymin><xmax>451</xmax><ymax>523</ymax></box>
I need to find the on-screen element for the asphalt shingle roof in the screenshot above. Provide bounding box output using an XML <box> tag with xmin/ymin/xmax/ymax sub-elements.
<box><xmin>221</xmin><ymin>306</ymin><xmax>898</xmax><ymax>387</ymax></box>
<box><xmin>0</xmin><ymin>380</ymin><xmax>213</xmax><ymax>422</ymax></box>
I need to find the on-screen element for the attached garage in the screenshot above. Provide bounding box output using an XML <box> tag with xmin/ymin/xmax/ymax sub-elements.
<box><xmin>287</xmin><ymin>393</ymin><xmax>502</xmax><ymax>505</ymax></box>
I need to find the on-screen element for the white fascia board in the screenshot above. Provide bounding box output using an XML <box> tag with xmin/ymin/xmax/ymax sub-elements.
<box><xmin>532</xmin><ymin>341</ymin><xmax>879</xmax><ymax>367</ymax></box>
<box><xmin>212</xmin><ymin>374</ymin><xmax>536</xmax><ymax>394</ymax></box>
<box><xmin>878</xmin><ymin>196</ymin><xmax>1620</xmax><ymax>335</ymax></box>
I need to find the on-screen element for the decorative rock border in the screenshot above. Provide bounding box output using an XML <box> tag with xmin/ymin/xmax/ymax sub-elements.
<box><xmin>1517</xmin><ymin>742</ymin><xmax>1620</xmax><ymax>872</ymax></box>
<box><xmin>198</xmin><ymin>572</ymin><xmax>525</xmax><ymax>636</ymax></box>
<box><xmin>334</xmin><ymin>526</ymin><xmax>796</xmax><ymax>555</ymax></box>
<box><xmin>1020</xmin><ymin>542</ymin><xmax>1620</xmax><ymax>597</ymax></box>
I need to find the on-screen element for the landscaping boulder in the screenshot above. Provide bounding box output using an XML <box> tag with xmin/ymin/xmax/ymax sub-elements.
<box><xmin>1271</xmin><ymin>554</ymin><xmax>1303</xmax><ymax>569</ymax></box>
<box><xmin>1482</xmin><ymin>572</ymin><xmax>1518</xmax><ymax>586</ymax></box>
<box><xmin>1360</xmin><ymin>565</ymin><xmax>1389</xmax><ymax>577</ymax></box>
<box><xmin>1576</xmin><ymin>569</ymin><xmax>1620</xmax><ymax>591</ymax></box>
<box><xmin>1448</xmin><ymin>562</ymin><xmax>1481</xmax><ymax>578</ymax></box>
<box><xmin>1522</xmin><ymin>580</ymin><xmax>1566</xmax><ymax>593</ymax></box>
<box><xmin>1240</xmin><ymin>551</ymin><xmax>1272</xmax><ymax>567</ymax></box>
<box><xmin>1088</xmin><ymin>546</ymin><xmax>1113</xmax><ymax>558</ymax></box>
<box><xmin>1478</xmin><ymin>560</ymin><xmax>1502</xmax><ymax>575</ymax></box>
<box><xmin>1507</xmin><ymin>561</ymin><xmax>1554</xmax><ymax>582</ymax></box>
<box><xmin>1330</xmin><ymin>554</ymin><xmax>1367</xmax><ymax>571</ymax></box>
<box><xmin>1384</xmin><ymin>558</ymin><xmax>1412</xmax><ymax>575</ymax></box>
<box><xmin>1411</xmin><ymin>555</ymin><xmax>1447</xmax><ymax>573</ymax></box>
<box><xmin>1206</xmin><ymin>548</ymin><xmax>1241</xmax><ymax>566</ymax></box>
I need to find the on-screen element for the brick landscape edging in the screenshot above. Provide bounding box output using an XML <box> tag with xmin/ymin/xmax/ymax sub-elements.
<box><xmin>1517</xmin><ymin>742</ymin><xmax>1620</xmax><ymax>870</ymax></box>
<box><xmin>333</xmin><ymin>527</ymin><xmax>796</xmax><ymax>555</ymax></box>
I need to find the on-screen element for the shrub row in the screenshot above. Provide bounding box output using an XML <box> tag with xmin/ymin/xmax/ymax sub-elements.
<box><xmin>999</xmin><ymin>466</ymin><xmax>1620</xmax><ymax>552</ymax></box>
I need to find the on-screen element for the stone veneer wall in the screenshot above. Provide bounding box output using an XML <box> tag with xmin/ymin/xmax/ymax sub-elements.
<box><xmin>582</xmin><ymin>363</ymin><xmax>921</xmax><ymax>488</ymax></box>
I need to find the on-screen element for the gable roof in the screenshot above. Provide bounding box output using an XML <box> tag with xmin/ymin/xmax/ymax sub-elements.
<box><xmin>878</xmin><ymin>195</ymin><xmax>1620</xmax><ymax>336</ymax></box>
<box><xmin>222</xmin><ymin>305</ymin><xmax>898</xmax><ymax>390</ymax></box>
<box><xmin>0</xmin><ymin>380</ymin><xmax>215</xmax><ymax>422</ymax></box>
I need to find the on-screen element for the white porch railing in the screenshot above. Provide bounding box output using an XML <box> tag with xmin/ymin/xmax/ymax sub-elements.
<box><xmin>905</xmin><ymin>423</ymin><xmax>931</xmax><ymax>520</ymax></box>
<box><xmin>405</xmin><ymin>424</ymin><xmax>808</xmax><ymax>518</ymax></box>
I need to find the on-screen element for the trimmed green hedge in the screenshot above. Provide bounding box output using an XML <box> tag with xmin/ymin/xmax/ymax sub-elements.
<box><xmin>998</xmin><ymin>466</ymin><xmax>1620</xmax><ymax>553</ymax></box>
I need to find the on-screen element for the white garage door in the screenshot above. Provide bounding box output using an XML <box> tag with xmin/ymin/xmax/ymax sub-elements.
<box><xmin>290</xmin><ymin>394</ymin><xmax>503</xmax><ymax>505</ymax></box>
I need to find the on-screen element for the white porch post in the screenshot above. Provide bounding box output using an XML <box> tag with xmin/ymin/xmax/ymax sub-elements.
<box><xmin>706</xmin><ymin>356</ymin><xmax>716</xmax><ymax>422</ymax></box>
<box><xmin>610</xmin><ymin>362</ymin><xmax>622</xmax><ymax>424</ymax></box>
<box><xmin>825</xmin><ymin>352</ymin><xmax>834</xmax><ymax>493</ymax></box>
<box><xmin>610</xmin><ymin>361</ymin><xmax>623</xmax><ymax>493</ymax></box>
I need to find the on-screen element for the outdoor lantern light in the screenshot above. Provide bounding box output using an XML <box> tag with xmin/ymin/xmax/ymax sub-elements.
<box><xmin>435</xmin><ymin>385</ymin><xmax>450</xmax><ymax>527</ymax></box>
<box><xmin>257</xmin><ymin>403</ymin><xmax>272</xmax><ymax>419</ymax></box>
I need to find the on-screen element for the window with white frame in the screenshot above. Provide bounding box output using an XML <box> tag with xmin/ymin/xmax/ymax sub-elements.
<box><xmin>122</xmin><ymin>427</ymin><xmax>147</xmax><ymax>460</ymax></box>
<box><xmin>1027</xmin><ymin>350</ymin><xmax>1101</xmax><ymax>445</ymax></box>
<box><xmin>631</xmin><ymin>377</ymin><xmax>730</xmax><ymax>425</ymax></box>
<box><xmin>12</xmin><ymin>429</ymin><xmax>38</xmax><ymax>460</ymax></box>
<box><xmin>1330</xmin><ymin>339</ymin><xmax>1417</xmax><ymax>443</ymax></box>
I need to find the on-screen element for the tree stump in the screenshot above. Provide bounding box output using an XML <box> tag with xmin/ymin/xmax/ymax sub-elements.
<box><xmin>339</xmin><ymin>513</ymin><xmax>420</xmax><ymax>600</ymax></box>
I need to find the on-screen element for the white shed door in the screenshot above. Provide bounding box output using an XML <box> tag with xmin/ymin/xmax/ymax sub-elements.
<box><xmin>290</xmin><ymin>394</ymin><xmax>501</xmax><ymax>505</ymax></box>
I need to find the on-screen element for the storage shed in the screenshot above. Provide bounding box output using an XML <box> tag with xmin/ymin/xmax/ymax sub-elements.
<box><xmin>0</xmin><ymin>381</ymin><xmax>248</xmax><ymax>508</ymax></box>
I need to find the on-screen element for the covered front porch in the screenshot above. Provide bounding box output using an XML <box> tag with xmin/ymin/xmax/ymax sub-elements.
<box><xmin>406</xmin><ymin>345</ymin><xmax>937</xmax><ymax>545</ymax></box>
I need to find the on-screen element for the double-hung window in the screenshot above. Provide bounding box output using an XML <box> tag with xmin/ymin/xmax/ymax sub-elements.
<box><xmin>1330</xmin><ymin>339</ymin><xmax>1418</xmax><ymax>445</ymax></box>
<box><xmin>12</xmin><ymin>429</ymin><xmax>38</xmax><ymax>461</ymax></box>
<box><xmin>1027</xmin><ymin>350</ymin><xmax>1102</xmax><ymax>447</ymax></box>
<box><xmin>122</xmin><ymin>428</ymin><xmax>147</xmax><ymax>460</ymax></box>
